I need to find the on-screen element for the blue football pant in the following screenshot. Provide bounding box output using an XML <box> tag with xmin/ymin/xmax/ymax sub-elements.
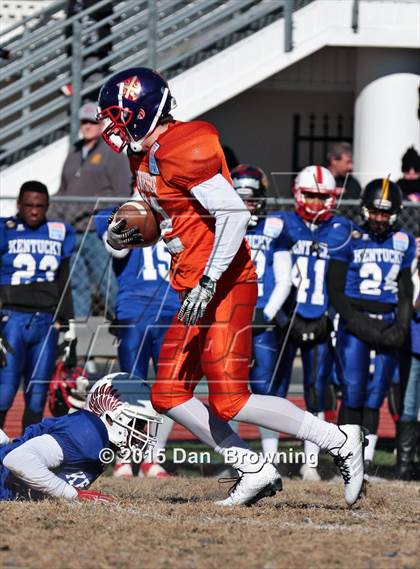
<box><xmin>335</xmin><ymin>321</ymin><xmax>398</xmax><ymax>410</ymax></box>
<box><xmin>116</xmin><ymin>311</ymin><xmax>175</xmax><ymax>381</ymax></box>
<box><xmin>0</xmin><ymin>310</ymin><xmax>58</xmax><ymax>414</ymax></box>
<box><xmin>249</xmin><ymin>328</ymin><xmax>335</xmax><ymax>413</ymax></box>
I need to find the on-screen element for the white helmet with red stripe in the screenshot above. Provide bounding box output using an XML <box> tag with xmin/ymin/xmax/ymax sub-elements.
<box><xmin>86</xmin><ymin>374</ymin><xmax>162</xmax><ymax>455</ymax></box>
<box><xmin>293</xmin><ymin>165</ymin><xmax>338</xmax><ymax>222</ymax></box>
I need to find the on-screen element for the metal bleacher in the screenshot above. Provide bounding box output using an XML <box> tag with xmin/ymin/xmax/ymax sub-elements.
<box><xmin>0</xmin><ymin>0</ymin><xmax>315</xmax><ymax>169</ymax></box>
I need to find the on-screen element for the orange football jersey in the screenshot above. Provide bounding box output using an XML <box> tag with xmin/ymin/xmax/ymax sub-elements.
<box><xmin>130</xmin><ymin>121</ymin><xmax>256</xmax><ymax>291</ymax></box>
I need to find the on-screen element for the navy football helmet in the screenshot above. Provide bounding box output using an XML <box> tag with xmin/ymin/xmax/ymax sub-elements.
<box><xmin>231</xmin><ymin>164</ymin><xmax>268</xmax><ymax>226</ymax></box>
<box><xmin>97</xmin><ymin>67</ymin><xmax>176</xmax><ymax>153</ymax></box>
<box><xmin>361</xmin><ymin>178</ymin><xmax>403</xmax><ymax>239</ymax></box>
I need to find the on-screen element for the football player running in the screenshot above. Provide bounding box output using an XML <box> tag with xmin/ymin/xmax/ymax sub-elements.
<box><xmin>0</xmin><ymin>373</ymin><xmax>162</xmax><ymax>501</ymax></box>
<box><xmin>97</xmin><ymin>67</ymin><xmax>366</xmax><ymax>507</ymax></box>
<box><xmin>327</xmin><ymin>179</ymin><xmax>416</xmax><ymax>476</ymax></box>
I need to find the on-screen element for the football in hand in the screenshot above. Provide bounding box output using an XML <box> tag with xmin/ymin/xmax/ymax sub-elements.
<box><xmin>113</xmin><ymin>200</ymin><xmax>160</xmax><ymax>248</ymax></box>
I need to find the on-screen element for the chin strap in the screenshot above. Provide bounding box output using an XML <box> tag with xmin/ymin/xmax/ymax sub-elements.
<box><xmin>129</xmin><ymin>141</ymin><xmax>143</xmax><ymax>153</ymax></box>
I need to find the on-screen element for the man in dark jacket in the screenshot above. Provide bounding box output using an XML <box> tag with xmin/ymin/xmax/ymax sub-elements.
<box><xmin>327</xmin><ymin>142</ymin><xmax>362</xmax><ymax>199</ymax></box>
<box><xmin>55</xmin><ymin>101</ymin><xmax>131</xmax><ymax>318</ymax></box>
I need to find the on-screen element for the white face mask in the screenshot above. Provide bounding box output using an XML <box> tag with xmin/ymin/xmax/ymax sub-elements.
<box><xmin>108</xmin><ymin>131</ymin><xmax>126</xmax><ymax>152</ymax></box>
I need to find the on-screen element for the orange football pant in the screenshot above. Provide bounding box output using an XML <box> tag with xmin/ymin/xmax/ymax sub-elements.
<box><xmin>151</xmin><ymin>280</ymin><xmax>257</xmax><ymax>421</ymax></box>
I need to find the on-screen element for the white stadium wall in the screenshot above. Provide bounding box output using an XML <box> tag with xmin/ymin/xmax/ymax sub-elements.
<box><xmin>0</xmin><ymin>137</ymin><xmax>70</xmax><ymax>217</ymax></box>
<box><xmin>353</xmin><ymin>48</ymin><xmax>420</xmax><ymax>186</ymax></box>
<box><xmin>198</xmin><ymin>84</ymin><xmax>354</xmax><ymax>197</ymax></box>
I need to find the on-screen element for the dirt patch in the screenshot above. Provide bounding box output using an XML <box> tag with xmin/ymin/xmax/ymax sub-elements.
<box><xmin>1</xmin><ymin>478</ymin><xmax>419</xmax><ymax>569</ymax></box>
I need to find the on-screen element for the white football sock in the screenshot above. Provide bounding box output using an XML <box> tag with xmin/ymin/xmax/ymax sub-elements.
<box><xmin>146</xmin><ymin>416</ymin><xmax>174</xmax><ymax>463</ymax></box>
<box><xmin>303</xmin><ymin>412</ymin><xmax>323</xmax><ymax>467</ymax></box>
<box><xmin>364</xmin><ymin>434</ymin><xmax>378</xmax><ymax>462</ymax></box>
<box><xmin>234</xmin><ymin>394</ymin><xmax>346</xmax><ymax>453</ymax></box>
<box><xmin>259</xmin><ymin>427</ymin><xmax>279</xmax><ymax>458</ymax></box>
<box><xmin>304</xmin><ymin>439</ymin><xmax>320</xmax><ymax>468</ymax></box>
<box><xmin>166</xmin><ymin>398</ymin><xmax>265</xmax><ymax>472</ymax></box>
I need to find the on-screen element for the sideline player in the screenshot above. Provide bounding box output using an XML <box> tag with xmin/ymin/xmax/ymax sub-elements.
<box><xmin>97</xmin><ymin>67</ymin><xmax>366</xmax><ymax>507</ymax></box>
<box><xmin>230</xmin><ymin>164</ymin><xmax>292</xmax><ymax>458</ymax></box>
<box><xmin>95</xmin><ymin>207</ymin><xmax>177</xmax><ymax>478</ymax></box>
<box><xmin>0</xmin><ymin>182</ymin><xmax>76</xmax><ymax>431</ymax></box>
<box><xmin>0</xmin><ymin>373</ymin><xmax>162</xmax><ymax>501</ymax></box>
<box><xmin>257</xmin><ymin>166</ymin><xmax>351</xmax><ymax>481</ymax></box>
<box><xmin>328</xmin><ymin>179</ymin><xmax>416</xmax><ymax>474</ymax></box>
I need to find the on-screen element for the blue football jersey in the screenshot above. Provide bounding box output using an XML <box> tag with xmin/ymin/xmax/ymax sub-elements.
<box><xmin>275</xmin><ymin>212</ymin><xmax>352</xmax><ymax>318</ymax></box>
<box><xmin>0</xmin><ymin>217</ymin><xmax>75</xmax><ymax>286</ymax></box>
<box><xmin>330</xmin><ymin>224</ymin><xmax>416</xmax><ymax>305</ymax></box>
<box><xmin>94</xmin><ymin>208</ymin><xmax>179</xmax><ymax>320</ymax></box>
<box><xmin>245</xmin><ymin>214</ymin><xmax>284</xmax><ymax>309</ymax></box>
<box><xmin>0</xmin><ymin>411</ymin><xmax>108</xmax><ymax>501</ymax></box>
<box><xmin>411</xmin><ymin>303</ymin><xmax>420</xmax><ymax>356</ymax></box>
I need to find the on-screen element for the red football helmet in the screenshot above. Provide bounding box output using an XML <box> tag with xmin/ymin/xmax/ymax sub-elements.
<box><xmin>48</xmin><ymin>362</ymin><xmax>89</xmax><ymax>417</ymax></box>
<box><xmin>293</xmin><ymin>165</ymin><xmax>339</xmax><ymax>222</ymax></box>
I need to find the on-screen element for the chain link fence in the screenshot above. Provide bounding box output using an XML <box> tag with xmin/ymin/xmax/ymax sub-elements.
<box><xmin>1</xmin><ymin>196</ymin><xmax>419</xmax><ymax>320</ymax></box>
<box><xmin>55</xmin><ymin>196</ymin><xmax>420</xmax><ymax>318</ymax></box>
<box><xmin>0</xmin><ymin>195</ymin><xmax>418</xmax><ymax>390</ymax></box>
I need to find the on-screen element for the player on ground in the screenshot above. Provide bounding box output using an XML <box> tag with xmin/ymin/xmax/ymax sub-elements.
<box><xmin>0</xmin><ymin>373</ymin><xmax>162</xmax><ymax>501</ymax></box>
<box><xmin>95</xmin><ymin>207</ymin><xmax>177</xmax><ymax>478</ymax></box>
<box><xmin>97</xmin><ymin>67</ymin><xmax>366</xmax><ymax>507</ymax></box>
<box><xmin>328</xmin><ymin>179</ymin><xmax>416</xmax><ymax>475</ymax></box>
<box><xmin>257</xmin><ymin>166</ymin><xmax>351</xmax><ymax>481</ymax></box>
<box><xmin>0</xmin><ymin>182</ymin><xmax>76</xmax><ymax>431</ymax></box>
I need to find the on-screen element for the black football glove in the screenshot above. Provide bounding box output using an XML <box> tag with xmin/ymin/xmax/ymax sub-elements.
<box><xmin>58</xmin><ymin>337</ymin><xmax>78</xmax><ymax>369</ymax></box>
<box><xmin>345</xmin><ymin>315</ymin><xmax>389</xmax><ymax>347</ymax></box>
<box><xmin>252</xmin><ymin>308</ymin><xmax>275</xmax><ymax>336</ymax></box>
<box><xmin>107</xmin><ymin>211</ymin><xmax>144</xmax><ymax>250</ymax></box>
<box><xmin>378</xmin><ymin>323</ymin><xmax>408</xmax><ymax>350</ymax></box>
<box><xmin>57</xmin><ymin>320</ymin><xmax>78</xmax><ymax>368</ymax></box>
<box><xmin>0</xmin><ymin>333</ymin><xmax>14</xmax><ymax>368</ymax></box>
<box><xmin>62</xmin><ymin>337</ymin><xmax>78</xmax><ymax>368</ymax></box>
<box><xmin>290</xmin><ymin>314</ymin><xmax>332</xmax><ymax>347</ymax></box>
<box><xmin>178</xmin><ymin>276</ymin><xmax>216</xmax><ymax>326</ymax></box>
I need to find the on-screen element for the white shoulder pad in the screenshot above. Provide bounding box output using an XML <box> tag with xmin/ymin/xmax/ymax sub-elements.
<box><xmin>392</xmin><ymin>231</ymin><xmax>409</xmax><ymax>252</ymax></box>
<box><xmin>264</xmin><ymin>216</ymin><xmax>284</xmax><ymax>239</ymax></box>
<box><xmin>47</xmin><ymin>221</ymin><xmax>66</xmax><ymax>241</ymax></box>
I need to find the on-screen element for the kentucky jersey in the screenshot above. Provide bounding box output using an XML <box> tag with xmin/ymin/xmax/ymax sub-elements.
<box><xmin>0</xmin><ymin>217</ymin><xmax>74</xmax><ymax>287</ymax></box>
<box><xmin>330</xmin><ymin>225</ymin><xmax>416</xmax><ymax>305</ymax></box>
<box><xmin>94</xmin><ymin>208</ymin><xmax>179</xmax><ymax>320</ymax></box>
<box><xmin>245</xmin><ymin>214</ymin><xmax>284</xmax><ymax>309</ymax></box>
<box><xmin>275</xmin><ymin>212</ymin><xmax>352</xmax><ymax>318</ymax></box>
<box><xmin>0</xmin><ymin>411</ymin><xmax>108</xmax><ymax>501</ymax></box>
